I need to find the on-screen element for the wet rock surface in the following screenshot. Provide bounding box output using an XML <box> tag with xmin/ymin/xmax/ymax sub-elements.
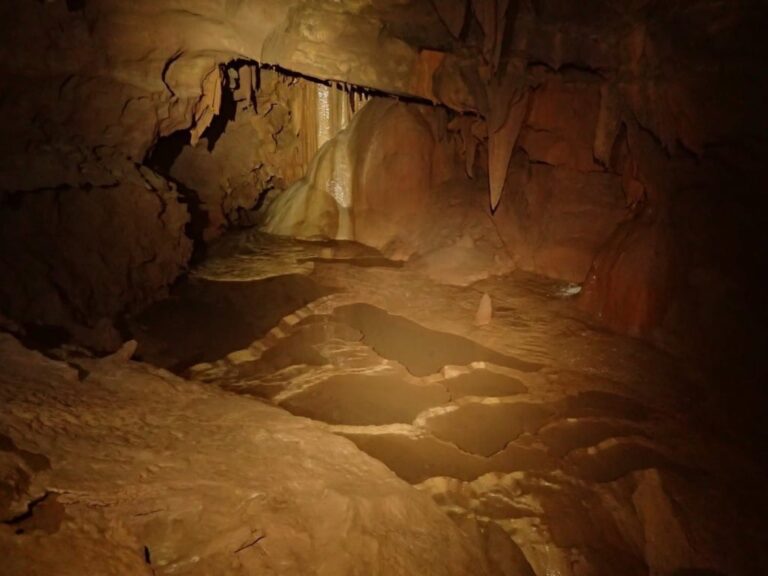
<box><xmin>332</xmin><ymin>303</ymin><xmax>541</xmax><ymax>376</ymax></box>
<box><xmin>171</xmin><ymin>233</ymin><xmax>767</xmax><ymax>576</ymax></box>
<box><xmin>3</xmin><ymin>232</ymin><xmax>768</xmax><ymax>574</ymax></box>
<box><xmin>128</xmin><ymin>274</ymin><xmax>331</xmax><ymax>372</ymax></box>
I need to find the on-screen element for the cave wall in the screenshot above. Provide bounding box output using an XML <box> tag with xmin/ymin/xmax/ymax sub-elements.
<box><xmin>263</xmin><ymin>98</ymin><xmax>438</xmax><ymax>253</ymax></box>
<box><xmin>0</xmin><ymin>0</ymin><xmax>469</xmax><ymax>343</ymax></box>
<box><xmin>1</xmin><ymin>0</ymin><xmax>766</xmax><ymax>356</ymax></box>
<box><xmin>158</xmin><ymin>65</ymin><xmax>371</xmax><ymax>242</ymax></box>
<box><xmin>464</xmin><ymin>0</ymin><xmax>767</xmax><ymax>350</ymax></box>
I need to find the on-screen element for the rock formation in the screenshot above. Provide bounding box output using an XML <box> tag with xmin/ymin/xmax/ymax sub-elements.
<box><xmin>1</xmin><ymin>2</ymin><xmax>767</xmax><ymax>573</ymax></box>
<box><xmin>0</xmin><ymin>332</ymin><xmax>488</xmax><ymax>575</ymax></box>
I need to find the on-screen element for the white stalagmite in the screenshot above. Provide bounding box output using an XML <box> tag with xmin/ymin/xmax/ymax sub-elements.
<box><xmin>474</xmin><ymin>293</ymin><xmax>493</xmax><ymax>326</ymax></box>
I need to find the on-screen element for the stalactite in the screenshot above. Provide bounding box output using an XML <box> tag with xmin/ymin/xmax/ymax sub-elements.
<box><xmin>488</xmin><ymin>91</ymin><xmax>528</xmax><ymax>211</ymax></box>
<box><xmin>471</xmin><ymin>0</ymin><xmax>496</xmax><ymax>64</ymax></box>
<box><xmin>190</xmin><ymin>67</ymin><xmax>223</xmax><ymax>146</ymax></box>
<box><xmin>280</xmin><ymin>73</ymin><xmax>367</xmax><ymax>189</ymax></box>
<box><xmin>431</xmin><ymin>0</ymin><xmax>468</xmax><ymax>38</ymax></box>
<box><xmin>492</xmin><ymin>0</ymin><xmax>510</xmax><ymax>72</ymax></box>
<box><xmin>470</xmin><ymin>0</ymin><xmax>512</xmax><ymax>70</ymax></box>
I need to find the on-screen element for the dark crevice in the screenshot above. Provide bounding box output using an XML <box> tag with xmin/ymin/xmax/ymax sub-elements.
<box><xmin>65</xmin><ymin>360</ymin><xmax>90</xmax><ymax>381</ymax></box>
<box><xmin>161</xmin><ymin>51</ymin><xmax>184</xmax><ymax>98</ymax></box>
<box><xmin>145</xmin><ymin>130</ymin><xmax>190</xmax><ymax>175</ymax></box>
<box><xmin>630</xmin><ymin>113</ymin><xmax>673</xmax><ymax>159</ymax></box>
<box><xmin>674</xmin><ymin>138</ymin><xmax>701</xmax><ymax>162</ymax></box>
<box><xmin>0</xmin><ymin>184</ymin><xmax>71</xmax><ymax>210</ymax></box>
<box><xmin>1</xmin><ymin>181</ymin><xmax>120</xmax><ymax>210</ymax></box>
<box><xmin>143</xmin><ymin>131</ymin><xmax>208</xmax><ymax>262</ymax></box>
<box><xmin>201</xmin><ymin>71</ymin><xmax>236</xmax><ymax>152</ymax></box>
<box><xmin>252</xmin><ymin>185</ymin><xmax>275</xmax><ymax>213</ymax></box>
<box><xmin>3</xmin><ymin>492</ymin><xmax>53</xmax><ymax>526</ymax></box>
<box><xmin>168</xmin><ymin>177</ymin><xmax>208</xmax><ymax>264</ymax></box>
<box><xmin>65</xmin><ymin>0</ymin><xmax>86</xmax><ymax>11</ymax></box>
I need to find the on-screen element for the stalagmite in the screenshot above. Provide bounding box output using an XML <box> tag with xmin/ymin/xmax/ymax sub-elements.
<box><xmin>474</xmin><ymin>293</ymin><xmax>493</xmax><ymax>325</ymax></box>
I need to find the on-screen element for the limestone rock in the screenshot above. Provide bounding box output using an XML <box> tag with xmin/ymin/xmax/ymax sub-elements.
<box><xmin>264</xmin><ymin>98</ymin><xmax>436</xmax><ymax>256</ymax></box>
<box><xmin>579</xmin><ymin>216</ymin><xmax>672</xmax><ymax>337</ymax></box>
<box><xmin>518</xmin><ymin>73</ymin><xmax>603</xmax><ymax>172</ymax></box>
<box><xmin>0</xmin><ymin>332</ymin><xmax>489</xmax><ymax>576</ymax></box>
<box><xmin>431</xmin><ymin>0</ymin><xmax>468</xmax><ymax>38</ymax></box>
<box><xmin>632</xmin><ymin>469</ymin><xmax>696</xmax><ymax>576</ymax></box>
<box><xmin>494</xmin><ymin>160</ymin><xmax>628</xmax><ymax>283</ymax></box>
<box><xmin>0</xmin><ymin>162</ymin><xmax>192</xmax><ymax>340</ymax></box>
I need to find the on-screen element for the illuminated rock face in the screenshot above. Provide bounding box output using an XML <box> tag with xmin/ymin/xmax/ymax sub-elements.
<box><xmin>161</xmin><ymin>67</ymin><xmax>368</xmax><ymax>241</ymax></box>
<box><xmin>264</xmin><ymin>98</ymin><xmax>436</xmax><ymax>255</ymax></box>
<box><xmin>0</xmin><ymin>0</ymin><xmax>464</xmax><ymax>344</ymax></box>
<box><xmin>0</xmin><ymin>332</ymin><xmax>489</xmax><ymax>576</ymax></box>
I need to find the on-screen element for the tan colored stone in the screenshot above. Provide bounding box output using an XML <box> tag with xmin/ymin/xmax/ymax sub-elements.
<box><xmin>475</xmin><ymin>293</ymin><xmax>493</xmax><ymax>326</ymax></box>
<box><xmin>488</xmin><ymin>92</ymin><xmax>529</xmax><ymax>211</ymax></box>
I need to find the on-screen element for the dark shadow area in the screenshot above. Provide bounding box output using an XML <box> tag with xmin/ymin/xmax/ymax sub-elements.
<box><xmin>539</xmin><ymin>419</ymin><xmax>646</xmax><ymax>458</ymax></box>
<box><xmin>16</xmin><ymin>324</ymin><xmax>71</xmax><ymax>353</ymax></box>
<box><xmin>65</xmin><ymin>0</ymin><xmax>85</xmax><ymax>11</ymax></box>
<box><xmin>339</xmin><ymin>430</ymin><xmax>555</xmax><ymax>484</ymax></box>
<box><xmin>201</xmin><ymin>75</ymin><xmax>237</xmax><ymax>152</ymax></box>
<box><xmin>144</xmin><ymin>130</ymin><xmax>210</xmax><ymax>263</ymax></box>
<box><xmin>565</xmin><ymin>440</ymin><xmax>684</xmax><ymax>483</ymax></box>
<box><xmin>144</xmin><ymin>130</ymin><xmax>190</xmax><ymax>175</ymax></box>
<box><xmin>559</xmin><ymin>391</ymin><xmax>651</xmax><ymax>421</ymax></box>
<box><xmin>297</xmin><ymin>256</ymin><xmax>404</xmax><ymax>269</ymax></box>
<box><xmin>423</xmin><ymin>402</ymin><xmax>554</xmax><ymax>457</ymax></box>
<box><xmin>128</xmin><ymin>274</ymin><xmax>332</xmax><ymax>372</ymax></box>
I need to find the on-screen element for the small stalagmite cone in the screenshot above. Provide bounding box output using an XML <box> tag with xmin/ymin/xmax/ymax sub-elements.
<box><xmin>475</xmin><ymin>293</ymin><xmax>493</xmax><ymax>326</ymax></box>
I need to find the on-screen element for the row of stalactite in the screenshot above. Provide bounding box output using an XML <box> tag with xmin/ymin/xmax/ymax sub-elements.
<box><xmin>289</xmin><ymin>77</ymin><xmax>372</xmax><ymax>173</ymax></box>
<box><xmin>190</xmin><ymin>61</ymin><xmax>373</xmax><ymax>186</ymax></box>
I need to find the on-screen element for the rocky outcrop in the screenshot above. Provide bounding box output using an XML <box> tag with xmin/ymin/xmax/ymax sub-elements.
<box><xmin>0</xmin><ymin>0</ymin><xmax>472</xmax><ymax>342</ymax></box>
<box><xmin>455</xmin><ymin>0</ymin><xmax>768</xmax><ymax>346</ymax></box>
<box><xmin>494</xmin><ymin>154</ymin><xmax>627</xmax><ymax>283</ymax></box>
<box><xmin>262</xmin><ymin>98</ymin><xmax>514</xmax><ymax>282</ymax></box>
<box><xmin>0</xmin><ymin>332</ymin><xmax>488</xmax><ymax>575</ymax></box>
<box><xmin>263</xmin><ymin>98</ymin><xmax>438</xmax><ymax>254</ymax></box>
<box><xmin>0</xmin><ymin>160</ymin><xmax>191</xmax><ymax>350</ymax></box>
<box><xmin>161</xmin><ymin>66</ymin><xmax>358</xmax><ymax>241</ymax></box>
<box><xmin>1</xmin><ymin>0</ymin><xmax>766</xmax><ymax>353</ymax></box>
<box><xmin>579</xmin><ymin>216</ymin><xmax>672</xmax><ymax>337</ymax></box>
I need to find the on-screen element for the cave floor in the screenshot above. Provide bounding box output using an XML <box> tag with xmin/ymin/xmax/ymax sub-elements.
<box><xmin>131</xmin><ymin>230</ymin><xmax>767</xmax><ymax>576</ymax></box>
